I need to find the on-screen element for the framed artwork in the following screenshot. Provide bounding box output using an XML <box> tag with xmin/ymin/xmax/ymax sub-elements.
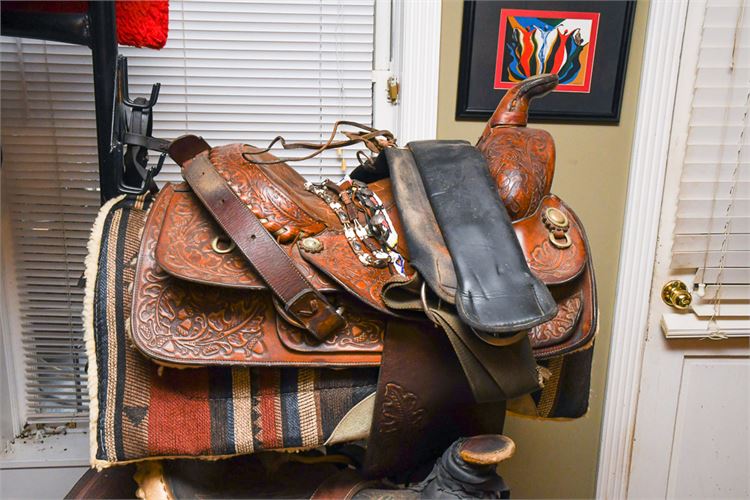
<box><xmin>456</xmin><ymin>1</ymin><xmax>636</xmax><ymax>123</ymax></box>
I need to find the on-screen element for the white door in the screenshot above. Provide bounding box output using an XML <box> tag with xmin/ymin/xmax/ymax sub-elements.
<box><xmin>598</xmin><ymin>0</ymin><xmax>750</xmax><ymax>498</ymax></box>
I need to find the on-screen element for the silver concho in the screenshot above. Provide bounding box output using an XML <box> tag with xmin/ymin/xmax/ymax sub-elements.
<box><xmin>299</xmin><ymin>237</ymin><xmax>324</xmax><ymax>254</ymax></box>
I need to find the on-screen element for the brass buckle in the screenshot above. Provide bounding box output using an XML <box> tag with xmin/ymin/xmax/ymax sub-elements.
<box><xmin>272</xmin><ymin>296</ymin><xmax>307</xmax><ymax>330</ymax></box>
<box><xmin>549</xmin><ymin>232</ymin><xmax>572</xmax><ymax>249</ymax></box>
<box><xmin>543</xmin><ymin>208</ymin><xmax>572</xmax><ymax>249</ymax></box>
<box><xmin>211</xmin><ymin>235</ymin><xmax>236</xmax><ymax>254</ymax></box>
<box><xmin>273</xmin><ymin>292</ymin><xmax>346</xmax><ymax>336</ymax></box>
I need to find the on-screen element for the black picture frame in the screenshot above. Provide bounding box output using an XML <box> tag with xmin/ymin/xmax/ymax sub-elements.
<box><xmin>456</xmin><ymin>0</ymin><xmax>636</xmax><ymax>123</ymax></box>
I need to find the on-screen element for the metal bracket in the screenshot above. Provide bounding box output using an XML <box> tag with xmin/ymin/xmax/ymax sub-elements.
<box><xmin>114</xmin><ymin>56</ymin><xmax>169</xmax><ymax>195</ymax></box>
<box><xmin>386</xmin><ymin>76</ymin><xmax>400</xmax><ymax>104</ymax></box>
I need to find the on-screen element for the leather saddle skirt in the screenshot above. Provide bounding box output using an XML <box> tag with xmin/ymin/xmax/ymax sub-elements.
<box><xmin>131</xmin><ymin>141</ymin><xmax>595</xmax><ymax>367</ymax></box>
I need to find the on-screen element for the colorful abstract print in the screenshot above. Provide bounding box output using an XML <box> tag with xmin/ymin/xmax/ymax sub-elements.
<box><xmin>494</xmin><ymin>9</ymin><xmax>599</xmax><ymax>93</ymax></box>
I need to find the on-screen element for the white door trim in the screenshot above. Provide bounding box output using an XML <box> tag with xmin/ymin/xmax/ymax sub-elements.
<box><xmin>595</xmin><ymin>2</ymin><xmax>690</xmax><ymax>498</ymax></box>
<box><xmin>393</xmin><ymin>0</ymin><xmax>442</xmax><ymax>142</ymax></box>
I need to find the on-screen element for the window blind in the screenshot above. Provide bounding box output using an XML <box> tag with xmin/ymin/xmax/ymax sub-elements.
<box><xmin>1</xmin><ymin>0</ymin><xmax>375</xmax><ymax>428</ymax></box>
<box><xmin>122</xmin><ymin>0</ymin><xmax>375</xmax><ymax>183</ymax></box>
<box><xmin>1</xmin><ymin>36</ymin><xmax>99</xmax><ymax>426</ymax></box>
<box><xmin>668</xmin><ymin>0</ymin><xmax>750</xmax><ymax>336</ymax></box>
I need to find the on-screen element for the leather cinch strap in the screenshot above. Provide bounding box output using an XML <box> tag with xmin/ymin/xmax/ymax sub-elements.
<box><xmin>363</xmin><ymin>320</ymin><xmax>507</xmax><ymax>479</ymax></box>
<box><xmin>182</xmin><ymin>152</ymin><xmax>345</xmax><ymax>341</ymax></box>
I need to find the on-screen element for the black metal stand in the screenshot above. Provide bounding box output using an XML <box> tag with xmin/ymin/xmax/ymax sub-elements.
<box><xmin>88</xmin><ymin>2</ymin><xmax>121</xmax><ymax>201</ymax></box>
<box><xmin>1</xmin><ymin>2</ymin><xmax>163</xmax><ymax>203</ymax></box>
<box><xmin>0</xmin><ymin>11</ymin><xmax>90</xmax><ymax>46</ymax></box>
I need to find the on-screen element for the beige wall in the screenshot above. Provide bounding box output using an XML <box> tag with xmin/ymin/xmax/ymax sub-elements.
<box><xmin>437</xmin><ymin>1</ymin><xmax>649</xmax><ymax>497</ymax></box>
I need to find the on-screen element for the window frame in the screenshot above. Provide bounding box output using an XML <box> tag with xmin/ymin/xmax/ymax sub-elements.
<box><xmin>1</xmin><ymin>183</ymin><xmax>27</xmax><ymax>441</ymax></box>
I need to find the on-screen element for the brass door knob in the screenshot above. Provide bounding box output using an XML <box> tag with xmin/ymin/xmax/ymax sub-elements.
<box><xmin>661</xmin><ymin>280</ymin><xmax>692</xmax><ymax>310</ymax></box>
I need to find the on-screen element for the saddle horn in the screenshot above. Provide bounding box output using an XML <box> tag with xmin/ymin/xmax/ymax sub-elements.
<box><xmin>477</xmin><ymin>73</ymin><xmax>559</xmax><ymax>220</ymax></box>
<box><xmin>483</xmin><ymin>73</ymin><xmax>558</xmax><ymax>132</ymax></box>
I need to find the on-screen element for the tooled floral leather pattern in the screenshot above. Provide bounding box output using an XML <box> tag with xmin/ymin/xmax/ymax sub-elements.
<box><xmin>476</xmin><ymin>128</ymin><xmax>554</xmax><ymax>220</ymax></box>
<box><xmin>533</xmin><ymin>256</ymin><xmax>595</xmax><ymax>361</ymax></box>
<box><xmin>156</xmin><ymin>190</ymin><xmax>336</xmax><ymax>290</ymax></box>
<box><xmin>527</xmin><ymin>238</ymin><xmax>581</xmax><ymax>283</ymax></box>
<box><xmin>529</xmin><ymin>292</ymin><xmax>583</xmax><ymax>349</ymax></box>
<box><xmin>379</xmin><ymin>383</ymin><xmax>426</xmax><ymax>434</ymax></box>
<box><xmin>132</xmin><ymin>187</ymin><xmax>271</xmax><ymax>361</ymax></box>
<box><xmin>136</xmin><ymin>276</ymin><xmax>270</xmax><ymax>360</ymax></box>
<box><xmin>276</xmin><ymin>302</ymin><xmax>384</xmax><ymax>353</ymax></box>
<box><xmin>208</xmin><ymin>144</ymin><xmax>326</xmax><ymax>243</ymax></box>
<box><xmin>513</xmin><ymin>196</ymin><xmax>586</xmax><ymax>286</ymax></box>
<box><xmin>158</xmin><ymin>190</ymin><xmax>264</xmax><ymax>287</ymax></box>
<box><xmin>300</xmin><ymin>231</ymin><xmax>397</xmax><ymax>314</ymax></box>
<box><xmin>132</xmin><ymin>185</ymin><xmax>381</xmax><ymax>366</ymax></box>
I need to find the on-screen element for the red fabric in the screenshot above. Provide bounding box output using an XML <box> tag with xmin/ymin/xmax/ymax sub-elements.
<box><xmin>3</xmin><ymin>1</ymin><xmax>169</xmax><ymax>49</ymax></box>
<box><xmin>115</xmin><ymin>1</ymin><xmax>169</xmax><ymax>49</ymax></box>
<box><xmin>148</xmin><ymin>368</ymin><xmax>212</xmax><ymax>455</ymax></box>
<box><xmin>258</xmin><ymin>370</ymin><xmax>283</xmax><ymax>449</ymax></box>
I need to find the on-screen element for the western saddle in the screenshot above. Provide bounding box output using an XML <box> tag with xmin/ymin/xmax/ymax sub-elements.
<box><xmin>103</xmin><ymin>73</ymin><xmax>596</xmax><ymax>495</ymax></box>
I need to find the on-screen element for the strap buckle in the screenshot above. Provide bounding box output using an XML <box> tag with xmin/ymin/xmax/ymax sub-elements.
<box><xmin>284</xmin><ymin>290</ymin><xmax>346</xmax><ymax>342</ymax></box>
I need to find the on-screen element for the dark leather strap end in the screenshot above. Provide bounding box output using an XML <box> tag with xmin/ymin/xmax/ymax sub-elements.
<box><xmin>285</xmin><ymin>290</ymin><xmax>346</xmax><ymax>342</ymax></box>
<box><xmin>350</xmin><ymin>150</ymin><xmax>390</xmax><ymax>183</ymax></box>
<box><xmin>169</xmin><ymin>134</ymin><xmax>211</xmax><ymax>166</ymax></box>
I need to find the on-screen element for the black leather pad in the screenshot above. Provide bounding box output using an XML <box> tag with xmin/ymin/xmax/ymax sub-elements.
<box><xmin>409</xmin><ymin>140</ymin><xmax>557</xmax><ymax>333</ymax></box>
<box><xmin>385</xmin><ymin>146</ymin><xmax>457</xmax><ymax>304</ymax></box>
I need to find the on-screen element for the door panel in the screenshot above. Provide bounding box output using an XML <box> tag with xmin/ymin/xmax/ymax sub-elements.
<box><xmin>666</xmin><ymin>357</ymin><xmax>749</xmax><ymax>498</ymax></box>
<box><xmin>629</xmin><ymin>338</ymin><xmax>749</xmax><ymax>498</ymax></box>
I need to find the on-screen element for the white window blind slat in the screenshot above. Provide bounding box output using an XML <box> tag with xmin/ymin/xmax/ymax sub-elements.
<box><xmin>693</xmin><ymin>87</ymin><xmax>750</xmax><ymax>107</ymax></box>
<box><xmin>679</xmin><ymin>180</ymin><xmax>750</xmax><ymax>198</ymax></box>
<box><xmin>698</xmin><ymin>284</ymin><xmax>750</xmax><ymax>300</ymax></box>
<box><xmin>699</xmin><ymin>268</ymin><xmax>750</xmax><ymax>283</ymax></box>
<box><xmin>673</xmin><ymin>234</ymin><xmax>750</xmax><ymax>252</ymax></box>
<box><xmin>691</xmin><ymin>304</ymin><xmax>750</xmax><ymax>317</ymax></box>
<box><xmin>684</xmin><ymin>144</ymin><xmax>750</xmax><ymax>163</ymax></box>
<box><xmin>1</xmin><ymin>0</ymin><xmax>376</xmax><ymax>427</ymax></box>
<box><xmin>675</xmin><ymin>216</ymin><xmax>750</xmax><ymax>234</ymax></box>
<box><xmin>672</xmin><ymin>251</ymin><xmax>749</xmax><ymax>268</ymax></box>
<box><xmin>676</xmin><ymin>199</ymin><xmax>750</xmax><ymax>217</ymax></box>
<box><xmin>681</xmin><ymin>164</ymin><xmax>750</xmax><ymax>181</ymax></box>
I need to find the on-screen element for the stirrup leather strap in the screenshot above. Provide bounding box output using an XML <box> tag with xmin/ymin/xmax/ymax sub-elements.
<box><xmin>182</xmin><ymin>153</ymin><xmax>346</xmax><ymax>341</ymax></box>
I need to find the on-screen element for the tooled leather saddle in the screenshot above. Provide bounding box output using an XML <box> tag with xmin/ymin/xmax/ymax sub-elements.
<box><xmin>129</xmin><ymin>74</ymin><xmax>596</xmax><ymax>478</ymax></box>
